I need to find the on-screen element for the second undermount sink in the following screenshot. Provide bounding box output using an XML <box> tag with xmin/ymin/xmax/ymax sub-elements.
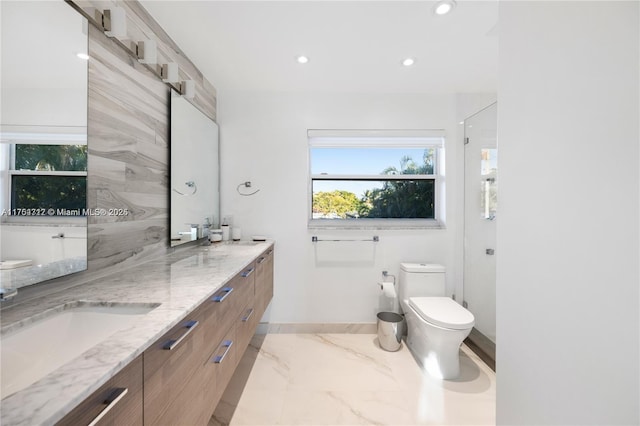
<box><xmin>1</xmin><ymin>301</ymin><xmax>159</xmax><ymax>399</ymax></box>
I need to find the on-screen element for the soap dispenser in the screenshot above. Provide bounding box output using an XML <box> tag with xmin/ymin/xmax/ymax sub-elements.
<box><xmin>202</xmin><ymin>217</ymin><xmax>211</xmax><ymax>237</ymax></box>
<box><xmin>221</xmin><ymin>217</ymin><xmax>230</xmax><ymax>241</ymax></box>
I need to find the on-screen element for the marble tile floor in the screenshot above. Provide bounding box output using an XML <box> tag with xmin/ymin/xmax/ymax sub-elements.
<box><xmin>210</xmin><ymin>333</ymin><xmax>495</xmax><ymax>426</ymax></box>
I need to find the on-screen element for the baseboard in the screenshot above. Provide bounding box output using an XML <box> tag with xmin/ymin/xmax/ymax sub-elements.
<box><xmin>465</xmin><ymin>327</ymin><xmax>496</xmax><ymax>371</ymax></box>
<box><xmin>256</xmin><ymin>322</ymin><xmax>377</xmax><ymax>334</ymax></box>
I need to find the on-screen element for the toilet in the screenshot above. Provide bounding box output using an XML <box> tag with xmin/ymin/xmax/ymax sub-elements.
<box><xmin>399</xmin><ymin>263</ymin><xmax>474</xmax><ymax>379</ymax></box>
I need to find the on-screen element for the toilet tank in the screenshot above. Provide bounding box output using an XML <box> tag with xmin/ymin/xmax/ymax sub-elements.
<box><xmin>398</xmin><ymin>263</ymin><xmax>446</xmax><ymax>302</ymax></box>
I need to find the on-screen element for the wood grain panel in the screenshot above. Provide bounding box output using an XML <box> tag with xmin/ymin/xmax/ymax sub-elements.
<box><xmin>88</xmin><ymin>219</ymin><xmax>166</xmax><ymax>270</ymax></box>
<box><xmin>124</xmin><ymin>164</ymin><xmax>167</xmax><ymax>194</ymax></box>
<box><xmin>95</xmin><ymin>189</ymin><xmax>167</xmax><ymax>222</ymax></box>
<box><xmin>56</xmin><ymin>355</ymin><xmax>143</xmax><ymax>426</ymax></box>
<box><xmin>86</xmin><ymin>22</ymin><xmax>170</xmax><ymax>270</ymax></box>
<box><xmin>143</xmin><ymin>301</ymin><xmax>214</xmax><ymax>426</ymax></box>
<box><xmin>202</xmin><ymin>324</ymin><xmax>238</xmax><ymax>418</ymax></box>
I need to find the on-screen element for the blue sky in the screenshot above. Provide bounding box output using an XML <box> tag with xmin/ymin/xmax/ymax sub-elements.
<box><xmin>311</xmin><ymin>147</ymin><xmax>430</xmax><ymax>198</ymax></box>
<box><xmin>311</xmin><ymin>147</ymin><xmax>428</xmax><ymax>175</ymax></box>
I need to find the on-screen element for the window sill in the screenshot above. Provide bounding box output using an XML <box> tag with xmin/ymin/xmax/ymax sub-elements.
<box><xmin>307</xmin><ymin>219</ymin><xmax>445</xmax><ymax>230</ymax></box>
<box><xmin>1</xmin><ymin>216</ymin><xmax>86</xmax><ymax>226</ymax></box>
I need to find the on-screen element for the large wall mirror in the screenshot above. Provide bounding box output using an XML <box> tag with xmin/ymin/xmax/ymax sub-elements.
<box><xmin>0</xmin><ymin>1</ymin><xmax>88</xmax><ymax>288</ymax></box>
<box><xmin>170</xmin><ymin>91</ymin><xmax>219</xmax><ymax>247</ymax></box>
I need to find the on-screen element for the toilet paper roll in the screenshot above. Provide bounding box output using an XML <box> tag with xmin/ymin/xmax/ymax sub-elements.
<box><xmin>379</xmin><ymin>282</ymin><xmax>401</xmax><ymax>314</ymax></box>
<box><xmin>379</xmin><ymin>282</ymin><xmax>397</xmax><ymax>299</ymax></box>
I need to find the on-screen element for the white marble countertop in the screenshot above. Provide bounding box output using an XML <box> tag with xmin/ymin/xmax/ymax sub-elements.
<box><xmin>0</xmin><ymin>240</ymin><xmax>274</xmax><ymax>426</ymax></box>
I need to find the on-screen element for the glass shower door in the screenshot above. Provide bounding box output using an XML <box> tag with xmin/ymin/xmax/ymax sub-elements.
<box><xmin>463</xmin><ymin>103</ymin><xmax>497</xmax><ymax>364</ymax></box>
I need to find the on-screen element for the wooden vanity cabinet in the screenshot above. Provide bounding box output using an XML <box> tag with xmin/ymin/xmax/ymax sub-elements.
<box><xmin>56</xmin><ymin>355</ymin><xmax>143</xmax><ymax>426</ymax></box>
<box><xmin>57</xmin><ymin>246</ymin><xmax>274</xmax><ymax>426</ymax></box>
<box><xmin>143</xmin><ymin>259</ymin><xmax>259</xmax><ymax>426</ymax></box>
<box><xmin>143</xmin><ymin>299</ymin><xmax>214</xmax><ymax>426</ymax></box>
<box><xmin>208</xmin><ymin>261</ymin><xmax>256</xmax><ymax>342</ymax></box>
<box><xmin>255</xmin><ymin>247</ymin><xmax>274</xmax><ymax>317</ymax></box>
<box><xmin>201</xmin><ymin>262</ymin><xmax>256</xmax><ymax>414</ymax></box>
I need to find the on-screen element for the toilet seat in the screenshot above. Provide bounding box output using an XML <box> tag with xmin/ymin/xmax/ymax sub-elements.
<box><xmin>408</xmin><ymin>297</ymin><xmax>474</xmax><ymax>330</ymax></box>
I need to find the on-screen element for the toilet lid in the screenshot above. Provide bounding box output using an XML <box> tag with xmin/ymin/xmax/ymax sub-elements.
<box><xmin>409</xmin><ymin>297</ymin><xmax>475</xmax><ymax>330</ymax></box>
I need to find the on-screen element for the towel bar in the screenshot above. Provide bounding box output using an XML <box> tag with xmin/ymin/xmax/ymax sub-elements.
<box><xmin>311</xmin><ymin>235</ymin><xmax>379</xmax><ymax>243</ymax></box>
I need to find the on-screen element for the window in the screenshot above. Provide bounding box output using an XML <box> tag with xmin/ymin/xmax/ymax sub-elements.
<box><xmin>1</xmin><ymin>127</ymin><xmax>87</xmax><ymax>217</ymax></box>
<box><xmin>308</xmin><ymin>130</ymin><xmax>444</xmax><ymax>227</ymax></box>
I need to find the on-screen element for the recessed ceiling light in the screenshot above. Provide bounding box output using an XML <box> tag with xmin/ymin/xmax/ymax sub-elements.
<box><xmin>433</xmin><ymin>0</ymin><xmax>456</xmax><ymax>16</ymax></box>
<box><xmin>296</xmin><ymin>55</ymin><xmax>309</xmax><ymax>64</ymax></box>
<box><xmin>402</xmin><ymin>58</ymin><xmax>415</xmax><ymax>67</ymax></box>
<box><xmin>76</xmin><ymin>53</ymin><xmax>90</xmax><ymax>60</ymax></box>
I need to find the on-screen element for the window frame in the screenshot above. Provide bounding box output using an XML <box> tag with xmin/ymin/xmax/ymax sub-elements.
<box><xmin>307</xmin><ymin>129</ymin><xmax>445</xmax><ymax>229</ymax></box>
<box><xmin>1</xmin><ymin>125</ymin><xmax>87</xmax><ymax>224</ymax></box>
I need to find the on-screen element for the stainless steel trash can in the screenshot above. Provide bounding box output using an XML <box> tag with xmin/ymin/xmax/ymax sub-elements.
<box><xmin>377</xmin><ymin>312</ymin><xmax>403</xmax><ymax>351</ymax></box>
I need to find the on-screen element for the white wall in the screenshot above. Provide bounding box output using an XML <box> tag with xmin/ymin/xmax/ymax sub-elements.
<box><xmin>497</xmin><ymin>2</ymin><xmax>639</xmax><ymax>424</ymax></box>
<box><xmin>220</xmin><ymin>91</ymin><xmax>488</xmax><ymax>323</ymax></box>
<box><xmin>0</xmin><ymin>224</ymin><xmax>86</xmax><ymax>265</ymax></box>
<box><xmin>1</xmin><ymin>88</ymin><xmax>86</xmax><ymax>127</ymax></box>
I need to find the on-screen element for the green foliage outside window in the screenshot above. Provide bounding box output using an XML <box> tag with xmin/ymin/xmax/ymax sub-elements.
<box><xmin>360</xmin><ymin>180</ymin><xmax>434</xmax><ymax>219</ymax></box>
<box><xmin>313</xmin><ymin>190</ymin><xmax>362</xmax><ymax>218</ymax></box>
<box><xmin>11</xmin><ymin>144</ymin><xmax>87</xmax><ymax>214</ymax></box>
<box><xmin>12</xmin><ymin>175</ymin><xmax>87</xmax><ymax>211</ymax></box>
<box><xmin>15</xmin><ymin>144</ymin><xmax>87</xmax><ymax>171</ymax></box>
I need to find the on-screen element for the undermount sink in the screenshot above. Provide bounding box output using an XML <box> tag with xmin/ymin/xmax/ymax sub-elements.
<box><xmin>1</xmin><ymin>301</ymin><xmax>159</xmax><ymax>399</ymax></box>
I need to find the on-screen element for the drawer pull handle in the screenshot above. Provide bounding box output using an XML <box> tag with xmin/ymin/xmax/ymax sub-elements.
<box><xmin>241</xmin><ymin>267</ymin><xmax>255</xmax><ymax>278</ymax></box>
<box><xmin>87</xmin><ymin>387</ymin><xmax>128</xmax><ymax>426</ymax></box>
<box><xmin>241</xmin><ymin>308</ymin><xmax>254</xmax><ymax>322</ymax></box>
<box><xmin>267</xmin><ymin>249</ymin><xmax>273</xmax><ymax>255</ymax></box>
<box><xmin>213</xmin><ymin>287</ymin><xmax>233</xmax><ymax>302</ymax></box>
<box><xmin>163</xmin><ymin>320</ymin><xmax>199</xmax><ymax>350</ymax></box>
<box><xmin>213</xmin><ymin>340</ymin><xmax>233</xmax><ymax>364</ymax></box>
<box><xmin>257</xmin><ymin>256</ymin><xmax>266</xmax><ymax>264</ymax></box>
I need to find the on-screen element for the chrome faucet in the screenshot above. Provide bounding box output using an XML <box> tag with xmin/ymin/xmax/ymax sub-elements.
<box><xmin>178</xmin><ymin>224</ymin><xmax>199</xmax><ymax>240</ymax></box>
<box><xmin>0</xmin><ymin>287</ymin><xmax>17</xmax><ymax>301</ymax></box>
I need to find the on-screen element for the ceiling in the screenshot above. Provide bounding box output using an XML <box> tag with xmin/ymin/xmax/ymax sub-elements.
<box><xmin>140</xmin><ymin>0</ymin><xmax>498</xmax><ymax>94</ymax></box>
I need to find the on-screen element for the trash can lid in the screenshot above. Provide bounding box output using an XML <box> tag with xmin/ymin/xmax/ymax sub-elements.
<box><xmin>377</xmin><ymin>312</ymin><xmax>403</xmax><ymax>323</ymax></box>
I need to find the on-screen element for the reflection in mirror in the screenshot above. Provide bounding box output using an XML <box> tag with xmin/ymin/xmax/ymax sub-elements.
<box><xmin>0</xmin><ymin>1</ymin><xmax>88</xmax><ymax>289</ymax></box>
<box><xmin>170</xmin><ymin>91</ymin><xmax>219</xmax><ymax>247</ymax></box>
<box><xmin>481</xmin><ymin>149</ymin><xmax>497</xmax><ymax>220</ymax></box>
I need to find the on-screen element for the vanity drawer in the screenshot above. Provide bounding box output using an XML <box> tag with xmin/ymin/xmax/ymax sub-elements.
<box><xmin>143</xmin><ymin>302</ymin><xmax>212</xmax><ymax>426</ymax></box>
<box><xmin>57</xmin><ymin>355</ymin><xmax>142</xmax><ymax>426</ymax></box>
<box><xmin>202</xmin><ymin>324</ymin><xmax>238</xmax><ymax>414</ymax></box>
<box><xmin>209</xmin><ymin>263</ymin><xmax>255</xmax><ymax>329</ymax></box>
<box><xmin>235</xmin><ymin>304</ymin><xmax>259</xmax><ymax>360</ymax></box>
<box><xmin>255</xmin><ymin>247</ymin><xmax>274</xmax><ymax>316</ymax></box>
<box><xmin>255</xmin><ymin>247</ymin><xmax>274</xmax><ymax>296</ymax></box>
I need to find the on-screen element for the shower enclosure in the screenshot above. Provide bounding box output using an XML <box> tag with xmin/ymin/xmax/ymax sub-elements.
<box><xmin>463</xmin><ymin>102</ymin><xmax>497</xmax><ymax>368</ymax></box>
